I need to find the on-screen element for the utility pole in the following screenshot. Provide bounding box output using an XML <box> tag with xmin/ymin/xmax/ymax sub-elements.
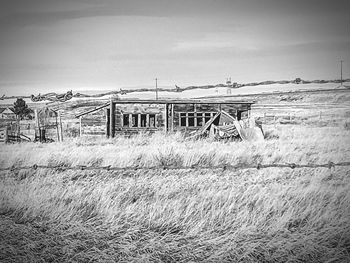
<box><xmin>155</xmin><ymin>78</ymin><xmax>158</xmax><ymax>100</ymax></box>
<box><xmin>340</xmin><ymin>60</ymin><xmax>343</xmax><ymax>86</ymax></box>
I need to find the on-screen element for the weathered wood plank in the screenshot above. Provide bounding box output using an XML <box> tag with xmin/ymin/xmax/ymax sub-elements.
<box><xmin>111</xmin><ymin>99</ymin><xmax>255</xmax><ymax>104</ymax></box>
<box><xmin>109</xmin><ymin>99</ymin><xmax>115</xmax><ymax>137</ymax></box>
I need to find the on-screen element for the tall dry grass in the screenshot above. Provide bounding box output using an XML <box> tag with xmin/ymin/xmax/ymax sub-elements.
<box><xmin>0</xmin><ymin>125</ymin><xmax>350</xmax><ymax>262</ymax></box>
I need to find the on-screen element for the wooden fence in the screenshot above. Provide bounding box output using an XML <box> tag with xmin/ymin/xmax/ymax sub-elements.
<box><xmin>0</xmin><ymin>126</ymin><xmax>33</xmax><ymax>143</ymax></box>
<box><xmin>254</xmin><ymin>112</ymin><xmax>349</xmax><ymax>125</ymax></box>
<box><xmin>251</xmin><ymin>103</ymin><xmax>350</xmax><ymax>125</ymax></box>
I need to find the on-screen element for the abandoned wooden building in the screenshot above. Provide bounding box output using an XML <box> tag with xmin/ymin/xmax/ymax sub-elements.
<box><xmin>76</xmin><ymin>98</ymin><xmax>255</xmax><ymax>138</ymax></box>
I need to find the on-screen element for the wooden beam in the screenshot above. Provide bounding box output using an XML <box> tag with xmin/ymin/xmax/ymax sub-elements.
<box><xmin>106</xmin><ymin>108</ymin><xmax>110</xmax><ymax>138</ymax></box>
<box><xmin>165</xmin><ymin>103</ymin><xmax>168</xmax><ymax>132</ymax></box>
<box><xmin>146</xmin><ymin>114</ymin><xmax>150</xmax><ymax>127</ymax></box>
<box><xmin>75</xmin><ymin>103</ymin><xmax>110</xmax><ymax>118</ymax></box>
<box><xmin>170</xmin><ymin>104</ymin><xmax>174</xmax><ymax>132</ymax></box>
<box><xmin>109</xmin><ymin>99</ymin><xmax>115</xmax><ymax>138</ymax></box>
<box><xmin>34</xmin><ymin>109</ymin><xmax>39</xmax><ymax>129</ymax></box>
<box><xmin>110</xmin><ymin>98</ymin><xmax>255</xmax><ymax>105</ymax></box>
<box><xmin>58</xmin><ymin>111</ymin><xmax>63</xmax><ymax>142</ymax></box>
<box><xmin>56</xmin><ymin>112</ymin><xmax>60</xmax><ymax>142</ymax></box>
<box><xmin>194</xmin><ymin>112</ymin><xmax>197</xmax><ymax>127</ymax></box>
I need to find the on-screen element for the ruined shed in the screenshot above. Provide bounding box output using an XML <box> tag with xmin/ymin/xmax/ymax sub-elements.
<box><xmin>106</xmin><ymin>98</ymin><xmax>255</xmax><ymax>137</ymax></box>
<box><xmin>76</xmin><ymin>98</ymin><xmax>255</xmax><ymax>137</ymax></box>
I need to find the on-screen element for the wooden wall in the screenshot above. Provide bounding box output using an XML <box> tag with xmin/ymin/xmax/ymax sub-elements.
<box><xmin>113</xmin><ymin>103</ymin><xmax>166</xmax><ymax>135</ymax></box>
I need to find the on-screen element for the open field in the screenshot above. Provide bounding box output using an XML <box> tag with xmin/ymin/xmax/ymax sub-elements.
<box><xmin>2</xmin><ymin>83</ymin><xmax>350</xmax><ymax>142</ymax></box>
<box><xmin>1</xmin><ymin>125</ymin><xmax>350</xmax><ymax>262</ymax></box>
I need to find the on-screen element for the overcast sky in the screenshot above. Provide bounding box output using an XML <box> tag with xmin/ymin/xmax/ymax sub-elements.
<box><xmin>0</xmin><ymin>0</ymin><xmax>349</xmax><ymax>95</ymax></box>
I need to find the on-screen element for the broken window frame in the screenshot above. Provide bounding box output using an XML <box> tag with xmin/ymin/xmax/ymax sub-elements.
<box><xmin>122</xmin><ymin>113</ymin><xmax>157</xmax><ymax>128</ymax></box>
<box><xmin>179</xmin><ymin>112</ymin><xmax>216</xmax><ymax>127</ymax></box>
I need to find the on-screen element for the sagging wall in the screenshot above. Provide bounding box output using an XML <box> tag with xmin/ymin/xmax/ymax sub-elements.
<box><xmin>171</xmin><ymin>103</ymin><xmax>251</xmax><ymax>132</ymax></box>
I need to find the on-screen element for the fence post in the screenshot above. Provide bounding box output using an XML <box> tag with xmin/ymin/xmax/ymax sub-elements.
<box><xmin>109</xmin><ymin>99</ymin><xmax>115</xmax><ymax>138</ymax></box>
<box><xmin>58</xmin><ymin>111</ymin><xmax>63</xmax><ymax>142</ymax></box>
<box><xmin>34</xmin><ymin>109</ymin><xmax>40</xmax><ymax>141</ymax></box>
<box><xmin>16</xmin><ymin>116</ymin><xmax>20</xmax><ymax>141</ymax></box>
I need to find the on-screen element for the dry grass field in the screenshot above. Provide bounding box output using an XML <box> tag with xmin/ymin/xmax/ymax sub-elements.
<box><xmin>1</xmin><ymin>124</ymin><xmax>350</xmax><ymax>262</ymax></box>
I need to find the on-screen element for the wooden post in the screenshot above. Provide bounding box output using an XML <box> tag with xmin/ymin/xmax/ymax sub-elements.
<box><xmin>16</xmin><ymin>115</ymin><xmax>20</xmax><ymax>139</ymax></box>
<box><xmin>138</xmin><ymin>113</ymin><xmax>141</xmax><ymax>128</ymax></box>
<box><xmin>79</xmin><ymin>116</ymin><xmax>83</xmax><ymax>137</ymax></box>
<box><xmin>55</xmin><ymin>112</ymin><xmax>60</xmax><ymax>142</ymax></box>
<box><xmin>171</xmin><ymin>104</ymin><xmax>174</xmax><ymax>132</ymax></box>
<box><xmin>146</xmin><ymin>114</ymin><xmax>150</xmax><ymax>127</ymax></box>
<box><xmin>194</xmin><ymin>112</ymin><xmax>197</xmax><ymax>127</ymax></box>
<box><xmin>129</xmin><ymin>114</ymin><xmax>132</xmax><ymax>128</ymax></box>
<box><xmin>106</xmin><ymin>108</ymin><xmax>110</xmax><ymax>138</ymax></box>
<box><xmin>109</xmin><ymin>99</ymin><xmax>115</xmax><ymax>138</ymax></box>
<box><xmin>34</xmin><ymin>109</ymin><xmax>40</xmax><ymax>140</ymax></box>
<box><xmin>165</xmin><ymin>104</ymin><xmax>168</xmax><ymax>132</ymax></box>
<box><xmin>58</xmin><ymin>111</ymin><xmax>63</xmax><ymax>142</ymax></box>
<box><xmin>186</xmin><ymin>113</ymin><xmax>189</xmax><ymax>127</ymax></box>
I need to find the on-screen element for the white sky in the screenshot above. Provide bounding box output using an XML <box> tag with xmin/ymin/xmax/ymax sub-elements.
<box><xmin>0</xmin><ymin>0</ymin><xmax>349</xmax><ymax>96</ymax></box>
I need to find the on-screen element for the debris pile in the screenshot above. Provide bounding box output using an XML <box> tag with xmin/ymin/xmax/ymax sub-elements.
<box><xmin>193</xmin><ymin>110</ymin><xmax>264</xmax><ymax>141</ymax></box>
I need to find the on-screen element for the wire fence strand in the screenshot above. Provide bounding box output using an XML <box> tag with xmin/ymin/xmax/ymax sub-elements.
<box><xmin>1</xmin><ymin>161</ymin><xmax>349</xmax><ymax>173</ymax></box>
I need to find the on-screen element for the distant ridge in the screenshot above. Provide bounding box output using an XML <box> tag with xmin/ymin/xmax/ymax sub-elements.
<box><xmin>71</xmin><ymin>78</ymin><xmax>350</xmax><ymax>98</ymax></box>
<box><xmin>0</xmin><ymin>78</ymin><xmax>349</xmax><ymax>101</ymax></box>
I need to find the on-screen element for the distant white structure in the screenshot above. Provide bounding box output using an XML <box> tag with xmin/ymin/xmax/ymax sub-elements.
<box><xmin>226</xmin><ymin>77</ymin><xmax>232</xmax><ymax>94</ymax></box>
<box><xmin>0</xmin><ymin>107</ymin><xmax>16</xmax><ymax>119</ymax></box>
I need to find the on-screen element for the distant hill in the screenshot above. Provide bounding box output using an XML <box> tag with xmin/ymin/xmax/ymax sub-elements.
<box><xmin>0</xmin><ymin>78</ymin><xmax>349</xmax><ymax>106</ymax></box>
